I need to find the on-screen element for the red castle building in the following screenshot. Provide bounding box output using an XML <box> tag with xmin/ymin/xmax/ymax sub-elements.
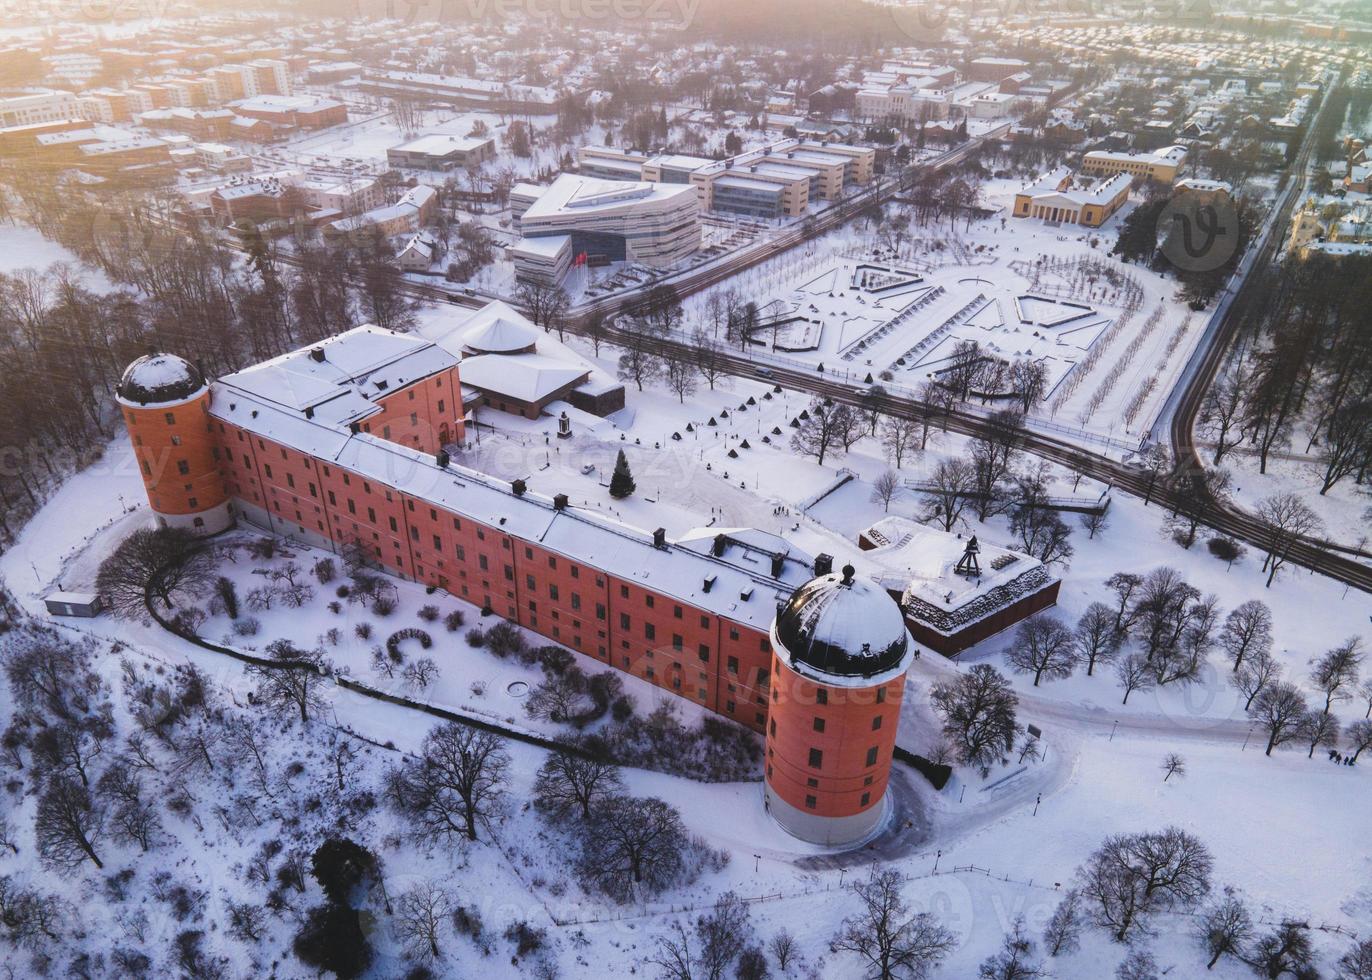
<box><xmin>117</xmin><ymin>310</ymin><xmax>1054</xmax><ymax>847</ymax></box>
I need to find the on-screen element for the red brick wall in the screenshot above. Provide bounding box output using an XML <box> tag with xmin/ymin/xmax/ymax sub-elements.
<box><xmin>360</xmin><ymin>366</ymin><xmax>464</xmax><ymax>453</ymax></box>
<box><xmin>765</xmin><ymin>657</ymin><xmax>905</xmax><ymax>818</ymax></box>
<box><xmin>123</xmin><ymin>391</ymin><xmax>228</xmax><ymax>518</ymax></box>
<box><xmin>210</xmin><ymin>409</ymin><xmax>773</xmax><ymax>734</ymax></box>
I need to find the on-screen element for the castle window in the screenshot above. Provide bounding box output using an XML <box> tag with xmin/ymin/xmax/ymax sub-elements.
<box><xmin>808</xmin><ymin>748</ymin><xmax>823</xmax><ymax>769</ymax></box>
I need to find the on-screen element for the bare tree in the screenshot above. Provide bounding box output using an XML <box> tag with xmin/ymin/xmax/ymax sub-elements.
<box><xmin>1230</xmin><ymin>649</ymin><xmax>1281</xmax><ymax>711</ymax></box>
<box><xmin>1078</xmin><ymin>827</ymin><xmax>1212</xmax><ymax>942</ymax></box>
<box><xmin>929</xmin><ymin>664</ymin><xmax>1018</xmax><ymax>773</ymax></box>
<box><xmin>1310</xmin><ymin>637</ymin><xmax>1363</xmax><ymax>714</ymax></box>
<box><xmin>1042</xmin><ymin>888</ymin><xmax>1085</xmax><ymax>957</ymax></box>
<box><xmin>1254</xmin><ymin>493</ymin><xmax>1323</xmax><ymax>589</ymax></box>
<box><xmin>1219</xmin><ymin>600</ymin><xmax>1272</xmax><ymax>672</ymax></box>
<box><xmin>871</xmin><ymin>470</ymin><xmax>901</xmax><ymax>512</ymax></box>
<box><xmin>791</xmin><ymin>398</ymin><xmax>857</xmax><ymax>466</ymax></box>
<box><xmin>695</xmin><ymin>891</ymin><xmax>754</xmax><ymax>980</ymax></box>
<box><xmin>1115</xmin><ymin>949</ymin><xmax>1159</xmax><ymax>980</ymax></box>
<box><xmin>577</xmin><ymin>795</ymin><xmax>689</xmax><ymax>903</ymax></box>
<box><xmin>524</xmin><ymin>669</ymin><xmax>590</xmax><ymax>724</ymax></box>
<box><xmin>532</xmin><ymin>752</ymin><xmax>624</xmax><ymax>821</ymax></box>
<box><xmin>1299</xmin><ymin>710</ymin><xmax>1340</xmax><ymax>758</ymax></box>
<box><xmin>1346</xmin><ymin>719</ymin><xmax>1372</xmax><ymax>763</ymax></box>
<box><xmin>1116</xmin><ymin>654</ymin><xmax>1156</xmax><ymax>705</ymax></box>
<box><xmin>881</xmin><ymin>415</ymin><xmax>922</xmax><ymax>469</ymax></box>
<box><xmin>1160</xmin><ymin>753</ymin><xmax>1186</xmax><ymax>781</ymax></box>
<box><xmin>385</xmin><ymin>723</ymin><xmax>510</xmax><ymax>843</ymax></box>
<box><xmin>1249</xmin><ymin>682</ymin><xmax>1308</xmax><ymax>756</ymax></box>
<box><xmin>769</xmin><ymin>929</ymin><xmax>798</xmax><ymax>971</ymax></box>
<box><xmin>1006</xmin><ymin>614</ymin><xmax>1078</xmax><ymax>686</ymax></box>
<box><xmin>1249</xmin><ymin>921</ymin><xmax>1317</xmax><ymax>979</ymax></box>
<box><xmin>35</xmin><ymin>775</ymin><xmax>105</xmax><ymax>870</ymax></box>
<box><xmin>1074</xmin><ymin>603</ymin><xmax>1121</xmax><ymax>676</ymax></box>
<box><xmin>249</xmin><ymin>642</ymin><xmax>329</xmax><ymax>725</ymax></box>
<box><xmin>978</xmin><ymin>916</ymin><xmax>1047</xmax><ymax>979</ymax></box>
<box><xmin>1197</xmin><ymin>890</ymin><xmax>1252</xmax><ymax>970</ymax></box>
<box><xmin>1198</xmin><ymin>357</ymin><xmax>1250</xmax><ymax>464</ymax></box>
<box><xmin>96</xmin><ymin>767</ymin><xmax>162</xmax><ymax>852</ymax></box>
<box><xmin>1339</xmin><ymin>938</ymin><xmax>1372</xmax><ymax>980</ymax></box>
<box><xmin>394</xmin><ymin>880</ymin><xmax>452</xmax><ymax>963</ymax></box>
<box><xmin>664</xmin><ymin>352</ymin><xmax>699</xmax><ymax>404</ymax></box>
<box><xmin>920</xmin><ymin>458</ymin><xmax>976</xmax><ymax>532</ymax></box>
<box><xmin>833</xmin><ymin>867</ymin><xmax>954</xmax><ymax>980</ymax></box>
<box><xmin>1104</xmin><ymin>572</ymin><xmax>1143</xmax><ymax>634</ymax></box>
<box><xmin>1080</xmin><ymin>509</ymin><xmax>1110</xmax><ymax>540</ymax></box>
<box><xmin>96</xmin><ymin>527</ymin><xmax>215</xmax><ymax>617</ymax></box>
<box><xmin>692</xmin><ymin>328</ymin><xmax>728</xmax><ymax>390</ymax></box>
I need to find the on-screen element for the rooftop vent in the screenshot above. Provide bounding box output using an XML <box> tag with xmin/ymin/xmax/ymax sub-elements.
<box><xmin>348</xmin><ymin>421</ymin><xmax>360</xmax><ymax>434</ymax></box>
<box><xmin>770</xmin><ymin>554</ymin><xmax>785</xmax><ymax>579</ymax></box>
<box><xmin>703</xmin><ymin>574</ymin><xmax>716</xmax><ymax>593</ymax></box>
<box><xmin>712</xmin><ymin>533</ymin><xmax>728</xmax><ymax>557</ymax></box>
<box><xmin>304</xmin><ymin>406</ymin><xmax>314</xmax><ymax>419</ymax></box>
<box><xmin>436</xmin><ymin>449</ymin><xmax>449</xmax><ymax>469</ymax></box>
<box><xmin>740</xmin><ymin>587</ymin><xmax>753</xmax><ymax>601</ymax></box>
<box><xmin>553</xmin><ymin>493</ymin><xmax>568</xmax><ymax>510</ymax></box>
<box><xmin>511</xmin><ymin>478</ymin><xmax>527</xmax><ymax>496</ymax></box>
<box><xmin>813</xmin><ymin>553</ymin><xmax>834</xmax><ymax>577</ymax></box>
<box><xmin>652</xmin><ymin>527</ymin><xmax>667</xmax><ymax>549</ymax></box>
<box><xmin>309</xmin><ymin>347</ymin><xmax>325</xmax><ymax>362</ymax></box>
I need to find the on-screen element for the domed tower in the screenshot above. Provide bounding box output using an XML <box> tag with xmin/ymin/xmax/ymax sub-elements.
<box><xmin>765</xmin><ymin>564</ymin><xmax>914</xmax><ymax>846</ymax></box>
<box><xmin>117</xmin><ymin>353</ymin><xmax>232</xmax><ymax>535</ymax></box>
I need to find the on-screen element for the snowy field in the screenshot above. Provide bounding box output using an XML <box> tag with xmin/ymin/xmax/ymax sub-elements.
<box><xmin>3</xmin><ymin>334</ymin><xmax>1369</xmax><ymax>976</ymax></box>
<box><xmin>684</xmin><ymin>177</ymin><xmax>1208</xmax><ymax>451</ymax></box>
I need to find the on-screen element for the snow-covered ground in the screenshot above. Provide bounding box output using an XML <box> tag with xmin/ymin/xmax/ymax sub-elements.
<box><xmin>679</xmin><ymin>179</ymin><xmax>1208</xmax><ymax>452</ymax></box>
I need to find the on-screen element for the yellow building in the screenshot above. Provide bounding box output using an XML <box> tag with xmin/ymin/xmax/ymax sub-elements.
<box><xmin>1012</xmin><ymin>168</ymin><xmax>1131</xmax><ymax>227</ymax></box>
<box><xmin>1081</xmin><ymin>145</ymin><xmax>1187</xmax><ymax>184</ymax></box>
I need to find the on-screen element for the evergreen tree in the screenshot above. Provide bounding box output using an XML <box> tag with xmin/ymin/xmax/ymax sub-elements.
<box><xmin>609</xmin><ymin>450</ymin><xmax>636</xmax><ymax>499</ymax></box>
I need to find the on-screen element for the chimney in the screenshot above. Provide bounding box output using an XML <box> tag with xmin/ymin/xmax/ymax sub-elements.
<box><xmin>304</xmin><ymin>406</ymin><xmax>314</xmax><ymax>419</ymax></box>
<box><xmin>652</xmin><ymin>527</ymin><xmax>666</xmax><ymax>549</ymax></box>
<box><xmin>348</xmin><ymin>421</ymin><xmax>360</xmax><ymax>434</ymax></box>
<box><xmin>309</xmin><ymin>347</ymin><xmax>325</xmax><ymax>362</ymax></box>
<box><xmin>511</xmin><ymin>478</ymin><xmax>526</xmax><ymax>496</ymax></box>
<box><xmin>770</xmin><ymin>554</ymin><xmax>785</xmax><ymax>579</ymax></box>
<box><xmin>813</xmin><ymin>553</ymin><xmax>834</xmax><ymax>577</ymax></box>
<box><xmin>553</xmin><ymin>493</ymin><xmax>568</xmax><ymax>510</ymax></box>
<box><xmin>436</xmin><ymin>449</ymin><xmax>449</xmax><ymax>468</ymax></box>
<box><xmin>703</xmin><ymin>574</ymin><xmax>716</xmax><ymax>593</ymax></box>
<box><xmin>712</xmin><ymin>533</ymin><xmax>728</xmax><ymax>557</ymax></box>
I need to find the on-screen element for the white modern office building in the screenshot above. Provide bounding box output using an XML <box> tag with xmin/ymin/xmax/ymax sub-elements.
<box><xmin>511</xmin><ymin>174</ymin><xmax>700</xmax><ymax>285</ymax></box>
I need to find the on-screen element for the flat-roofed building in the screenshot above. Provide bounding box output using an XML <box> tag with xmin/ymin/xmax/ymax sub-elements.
<box><xmin>641</xmin><ymin>152</ymin><xmax>712</xmax><ymax>183</ymax></box>
<box><xmin>358</xmin><ymin>69</ymin><xmax>558</xmax><ymax>113</ymax></box>
<box><xmin>0</xmin><ymin>90</ymin><xmax>78</xmax><ymax>127</ymax></box>
<box><xmin>388</xmin><ymin>133</ymin><xmax>496</xmax><ymax>170</ymax></box>
<box><xmin>578</xmin><ymin>145</ymin><xmax>649</xmax><ymax>181</ymax></box>
<box><xmin>691</xmin><ymin>137</ymin><xmax>873</xmax><ymax>216</ymax></box>
<box><xmin>1082</xmin><ymin>145</ymin><xmax>1187</xmax><ymax>184</ymax></box>
<box><xmin>513</xmin><ymin>174</ymin><xmax>700</xmax><ymax>283</ymax></box>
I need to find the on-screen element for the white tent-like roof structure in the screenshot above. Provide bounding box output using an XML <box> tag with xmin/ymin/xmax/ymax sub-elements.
<box><xmin>456</xmin><ymin>300</ymin><xmax>540</xmax><ymax>354</ymax></box>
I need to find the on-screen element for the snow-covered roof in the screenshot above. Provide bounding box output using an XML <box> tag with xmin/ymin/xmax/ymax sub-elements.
<box><xmin>452</xmin><ymin>299</ymin><xmax>539</xmax><ymax>354</ymax></box>
<box><xmin>859</xmin><ymin>517</ymin><xmax>1060</xmax><ymax>637</ymax></box>
<box><xmin>458</xmin><ymin>352</ymin><xmax>587</xmax><ymax>403</ymax></box>
<box><xmin>117</xmin><ymin>353</ymin><xmax>206</xmax><ymax>407</ymax></box>
<box><xmin>772</xmin><ymin>564</ymin><xmax>913</xmax><ymax>685</ymax></box>
<box><xmin>215</xmin><ymin>325</ymin><xmax>457</xmax><ymax>428</ymax></box>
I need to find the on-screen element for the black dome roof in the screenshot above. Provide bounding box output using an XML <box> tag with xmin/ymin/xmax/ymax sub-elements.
<box><xmin>118</xmin><ymin>354</ymin><xmax>206</xmax><ymax>405</ymax></box>
<box><xmin>773</xmin><ymin>565</ymin><xmax>910</xmax><ymax>679</ymax></box>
